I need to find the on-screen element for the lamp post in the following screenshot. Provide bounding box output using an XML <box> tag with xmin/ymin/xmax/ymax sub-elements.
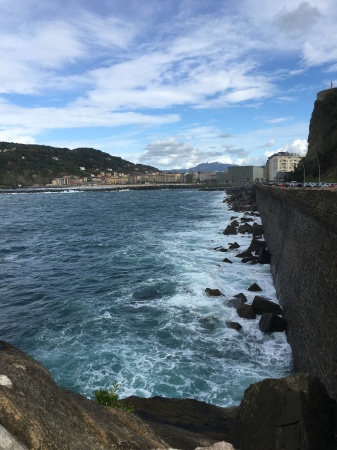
<box><xmin>315</xmin><ymin>154</ymin><xmax>320</xmax><ymax>186</ymax></box>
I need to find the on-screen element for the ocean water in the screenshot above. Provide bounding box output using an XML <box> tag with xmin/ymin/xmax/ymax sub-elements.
<box><xmin>0</xmin><ymin>188</ymin><xmax>293</xmax><ymax>406</ymax></box>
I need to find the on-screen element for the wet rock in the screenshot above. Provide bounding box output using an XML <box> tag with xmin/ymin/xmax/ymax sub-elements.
<box><xmin>252</xmin><ymin>223</ymin><xmax>264</xmax><ymax>238</ymax></box>
<box><xmin>237</xmin><ymin>305</ymin><xmax>256</xmax><ymax>319</ymax></box>
<box><xmin>205</xmin><ymin>288</ymin><xmax>224</xmax><ymax>297</ymax></box>
<box><xmin>223</xmin><ymin>258</ymin><xmax>232</xmax><ymax>263</ymax></box>
<box><xmin>236</xmin><ymin>249</ymin><xmax>252</xmax><ymax>258</ymax></box>
<box><xmin>247</xmin><ymin>283</ymin><xmax>262</xmax><ymax>292</ymax></box>
<box><xmin>231</xmin><ymin>220</ymin><xmax>239</xmax><ymax>227</ymax></box>
<box><xmin>233</xmin><ymin>293</ymin><xmax>247</xmax><ymax>303</ymax></box>
<box><xmin>223</xmin><ymin>225</ymin><xmax>238</xmax><ymax>235</ymax></box>
<box><xmin>258</xmin><ymin>247</ymin><xmax>271</xmax><ymax>264</ymax></box>
<box><xmin>252</xmin><ymin>296</ymin><xmax>283</xmax><ymax>315</ymax></box>
<box><xmin>233</xmin><ymin>373</ymin><xmax>335</xmax><ymax>450</ymax></box>
<box><xmin>228</xmin><ymin>242</ymin><xmax>240</xmax><ymax>250</ymax></box>
<box><xmin>240</xmin><ymin>217</ymin><xmax>254</xmax><ymax>222</ymax></box>
<box><xmin>238</xmin><ymin>223</ymin><xmax>253</xmax><ymax>234</ymax></box>
<box><xmin>241</xmin><ymin>256</ymin><xmax>258</xmax><ymax>264</ymax></box>
<box><xmin>259</xmin><ymin>313</ymin><xmax>287</xmax><ymax>333</ymax></box>
<box><xmin>214</xmin><ymin>246</ymin><xmax>228</xmax><ymax>252</ymax></box>
<box><xmin>226</xmin><ymin>321</ymin><xmax>242</xmax><ymax>331</ymax></box>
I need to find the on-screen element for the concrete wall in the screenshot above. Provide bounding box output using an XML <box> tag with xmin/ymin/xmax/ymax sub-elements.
<box><xmin>255</xmin><ymin>185</ymin><xmax>337</xmax><ymax>400</ymax></box>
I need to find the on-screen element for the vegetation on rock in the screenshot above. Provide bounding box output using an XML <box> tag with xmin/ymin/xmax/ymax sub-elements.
<box><xmin>93</xmin><ymin>382</ymin><xmax>134</xmax><ymax>412</ymax></box>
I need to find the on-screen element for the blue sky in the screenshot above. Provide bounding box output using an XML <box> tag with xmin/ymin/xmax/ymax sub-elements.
<box><xmin>0</xmin><ymin>0</ymin><xmax>336</xmax><ymax>169</ymax></box>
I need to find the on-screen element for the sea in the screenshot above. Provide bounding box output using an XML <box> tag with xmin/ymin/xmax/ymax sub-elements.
<box><xmin>0</xmin><ymin>188</ymin><xmax>293</xmax><ymax>407</ymax></box>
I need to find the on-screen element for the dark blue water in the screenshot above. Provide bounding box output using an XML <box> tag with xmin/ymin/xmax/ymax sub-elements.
<box><xmin>0</xmin><ymin>189</ymin><xmax>292</xmax><ymax>406</ymax></box>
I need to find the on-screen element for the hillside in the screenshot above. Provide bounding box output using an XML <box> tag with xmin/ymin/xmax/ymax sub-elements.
<box><xmin>293</xmin><ymin>87</ymin><xmax>337</xmax><ymax>182</ymax></box>
<box><xmin>0</xmin><ymin>142</ymin><xmax>158</xmax><ymax>186</ymax></box>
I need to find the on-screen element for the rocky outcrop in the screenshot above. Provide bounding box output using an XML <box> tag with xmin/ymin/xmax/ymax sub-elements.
<box><xmin>0</xmin><ymin>341</ymin><xmax>230</xmax><ymax>450</ymax></box>
<box><xmin>233</xmin><ymin>373</ymin><xmax>336</xmax><ymax>450</ymax></box>
<box><xmin>305</xmin><ymin>88</ymin><xmax>337</xmax><ymax>181</ymax></box>
<box><xmin>255</xmin><ymin>185</ymin><xmax>337</xmax><ymax>401</ymax></box>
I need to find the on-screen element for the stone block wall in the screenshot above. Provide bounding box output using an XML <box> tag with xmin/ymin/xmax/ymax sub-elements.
<box><xmin>255</xmin><ymin>185</ymin><xmax>337</xmax><ymax>400</ymax></box>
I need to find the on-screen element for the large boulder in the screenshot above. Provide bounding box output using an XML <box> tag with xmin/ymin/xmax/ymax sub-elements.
<box><xmin>233</xmin><ymin>373</ymin><xmax>336</xmax><ymax>450</ymax></box>
<box><xmin>238</xmin><ymin>223</ymin><xmax>253</xmax><ymax>234</ymax></box>
<box><xmin>237</xmin><ymin>305</ymin><xmax>256</xmax><ymax>319</ymax></box>
<box><xmin>223</xmin><ymin>225</ymin><xmax>237</xmax><ymax>235</ymax></box>
<box><xmin>123</xmin><ymin>396</ymin><xmax>238</xmax><ymax>447</ymax></box>
<box><xmin>247</xmin><ymin>283</ymin><xmax>262</xmax><ymax>292</ymax></box>
<box><xmin>252</xmin><ymin>296</ymin><xmax>283</xmax><ymax>315</ymax></box>
<box><xmin>258</xmin><ymin>313</ymin><xmax>287</xmax><ymax>333</ymax></box>
<box><xmin>205</xmin><ymin>288</ymin><xmax>224</xmax><ymax>297</ymax></box>
<box><xmin>257</xmin><ymin>247</ymin><xmax>271</xmax><ymax>264</ymax></box>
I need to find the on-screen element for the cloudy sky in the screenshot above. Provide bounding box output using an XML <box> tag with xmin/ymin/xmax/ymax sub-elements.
<box><xmin>1</xmin><ymin>0</ymin><xmax>336</xmax><ymax>169</ymax></box>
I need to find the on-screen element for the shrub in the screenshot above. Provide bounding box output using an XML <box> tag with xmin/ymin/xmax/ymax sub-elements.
<box><xmin>93</xmin><ymin>382</ymin><xmax>134</xmax><ymax>412</ymax></box>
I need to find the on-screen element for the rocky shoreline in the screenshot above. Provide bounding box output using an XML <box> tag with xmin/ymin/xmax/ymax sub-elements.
<box><xmin>1</xmin><ymin>184</ymin><xmax>336</xmax><ymax>450</ymax></box>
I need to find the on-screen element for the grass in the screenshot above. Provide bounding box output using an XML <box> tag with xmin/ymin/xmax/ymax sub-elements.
<box><xmin>93</xmin><ymin>382</ymin><xmax>134</xmax><ymax>412</ymax></box>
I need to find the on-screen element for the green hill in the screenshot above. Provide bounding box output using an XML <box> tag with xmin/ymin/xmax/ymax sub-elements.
<box><xmin>0</xmin><ymin>142</ymin><xmax>158</xmax><ymax>186</ymax></box>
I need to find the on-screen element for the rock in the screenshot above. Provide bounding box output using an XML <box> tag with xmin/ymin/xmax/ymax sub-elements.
<box><xmin>247</xmin><ymin>283</ymin><xmax>262</xmax><ymax>292</ymax></box>
<box><xmin>231</xmin><ymin>220</ymin><xmax>239</xmax><ymax>227</ymax></box>
<box><xmin>259</xmin><ymin>313</ymin><xmax>287</xmax><ymax>333</ymax></box>
<box><xmin>195</xmin><ymin>441</ymin><xmax>235</xmax><ymax>450</ymax></box>
<box><xmin>205</xmin><ymin>288</ymin><xmax>224</xmax><ymax>297</ymax></box>
<box><xmin>228</xmin><ymin>242</ymin><xmax>240</xmax><ymax>250</ymax></box>
<box><xmin>252</xmin><ymin>296</ymin><xmax>283</xmax><ymax>315</ymax></box>
<box><xmin>247</xmin><ymin>238</ymin><xmax>267</xmax><ymax>255</ymax></box>
<box><xmin>236</xmin><ymin>305</ymin><xmax>256</xmax><ymax>319</ymax></box>
<box><xmin>241</xmin><ymin>256</ymin><xmax>258</xmax><ymax>264</ymax></box>
<box><xmin>236</xmin><ymin>249</ymin><xmax>252</xmax><ymax>258</ymax></box>
<box><xmin>240</xmin><ymin>217</ymin><xmax>254</xmax><ymax>223</ymax></box>
<box><xmin>223</xmin><ymin>225</ymin><xmax>238</xmax><ymax>235</ymax></box>
<box><xmin>226</xmin><ymin>321</ymin><xmax>242</xmax><ymax>331</ymax></box>
<box><xmin>252</xmin><ymin>223</ymin><xmax>264</xmax><ymax>238</ymax></box>
<box><xmin>238</xmin><ymin>223</ymin><xmax>253</xmax><ymax>234</ymax></box>
<box><xmin>233</xmin><ymin>373</ymin><xmax>335</xmax><ymax>450</ymax></box>
<box><xmin>214</xmin><ymin>246</ymin><xmax>228</xmax><ymax>252</ymax></box>
<box><xmin>257</xmin><ymin>247</ymin><xmax>271</xmax><ymax>264</ymax></box>
<box><xmin>233</xmin><ymin>293</ymin><xmax>247</xmax><ymax>303</ymax></box>
<box><xmin>223</xmin><ymin>258</ymin><xmax>232</xmax><ymax>263</ymax></box>
<box><xmin>124</xmin><ymin>396</ymin><xmax>238</xmax><ymax>447</ymax></box>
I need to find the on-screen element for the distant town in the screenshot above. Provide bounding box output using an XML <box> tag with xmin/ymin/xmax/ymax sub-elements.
<box><xmin>51</xmin><ymin>151</ymin><xmax>301</xmax><ymax>187</ymax></box>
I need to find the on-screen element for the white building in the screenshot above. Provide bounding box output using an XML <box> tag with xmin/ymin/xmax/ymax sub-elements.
<box><xmin>266</xmin><ymin>152</ymin><xmax>302</xmax><ymax>181</ymax></box>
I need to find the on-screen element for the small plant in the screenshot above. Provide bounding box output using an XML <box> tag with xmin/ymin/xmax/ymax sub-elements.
<box><xmin>93</xmin><ymin>381</ymin><xmax>134</xmax><ymax>412</ymax></box>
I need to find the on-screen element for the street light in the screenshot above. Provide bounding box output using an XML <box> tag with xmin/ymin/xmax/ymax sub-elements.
<box><xmin>315</xmin><ymin>154</ymin><xmax>320</xmax><ymax>186</ymax></box>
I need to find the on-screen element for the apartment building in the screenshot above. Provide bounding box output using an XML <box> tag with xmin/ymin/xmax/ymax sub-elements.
<box><xmin>266</xmin><ymin>152</ymin><xmax>302</xmax><ymax>181</ymax></box>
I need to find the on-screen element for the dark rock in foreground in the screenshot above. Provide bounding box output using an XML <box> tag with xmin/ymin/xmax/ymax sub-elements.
<box><xmin>226</xmin><ymin>321</ymin><xmax>242</xmax><ymax>331</ymax></box>
<box><xmin>259</xmin><ymin>313</ymin><xmax>287</xmax><ymax>333</ymax></box>
<box><xmin>237</xmin><ymin>304</ymin><xmax>256</xmax><ymax>319</ymax></box>
<box><xmin>233</xmin><ymin>373</ymin><xmax>335</xmax><ymax>450</ymax></box>
<box><xmin>252</xmin><ymin>296</ymin><xmax>283</xmax><ymax>315</ymax></box>
<box><xmin>123</xmin><ymin>396</ymin><xmax>238</xmax><ymax>447</ymax></box>
<box><xmin>205</xmin><ymin>288</ymin><xmax>224</xmax><ymax>297</ymax></box>
<box><xmin>247</xmin><ymin>283</ymin><xmax>262</xmax><ymax>292</ymax></box>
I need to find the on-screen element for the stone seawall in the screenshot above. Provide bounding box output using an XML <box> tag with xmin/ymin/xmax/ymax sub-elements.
<box><xmin>255</xmin><ymin>185</ymin><xmax>337</xmax><ymax>400</ymax></box>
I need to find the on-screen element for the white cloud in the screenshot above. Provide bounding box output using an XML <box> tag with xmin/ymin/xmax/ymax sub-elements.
<box><xmin>265</xmin><ymin>118</ymin><xmax>289</xmax><ymax>124</ymax></box>
<box><xmin>264</xmin><ymin>138</ymin><xmax>308</xmax><ymax>158</ymax></box>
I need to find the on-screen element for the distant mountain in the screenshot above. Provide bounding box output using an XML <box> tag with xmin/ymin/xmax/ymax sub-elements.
<box><xmin>0</xmin><ymin>142</ymin><xmax>158</xmax><ymax>186</ymax></box>
<box><xmin>165</xmin><ymin>162</ymin><xmax>234</xmax><ymax>173</ymax></box>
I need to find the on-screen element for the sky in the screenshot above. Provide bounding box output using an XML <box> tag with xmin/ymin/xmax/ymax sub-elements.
<box><xmin>0</xmin><ymin>0</ymin><xmax>336</xmax><ymax>170</ymax></box>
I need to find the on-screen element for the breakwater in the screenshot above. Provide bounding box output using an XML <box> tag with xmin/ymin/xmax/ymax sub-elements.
<box><xmin>255</xmin><ymin>185</ymin><xmax>337</xmax><ymax>401</ymax></box>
